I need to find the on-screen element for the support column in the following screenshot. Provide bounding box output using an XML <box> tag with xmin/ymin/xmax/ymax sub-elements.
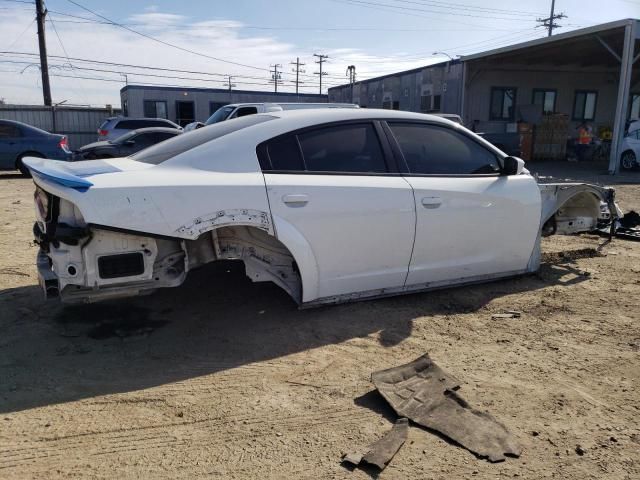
<box><xmin>609</xmin><ymin>21</ymin><xmax>636</xmax><ymax>174</ymax></box>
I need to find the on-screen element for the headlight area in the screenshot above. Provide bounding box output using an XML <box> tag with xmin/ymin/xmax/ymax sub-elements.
<box><xmin>33</xmin><ymin>193</ymin><xmax>186</xmax><ymax>302</ymax></box>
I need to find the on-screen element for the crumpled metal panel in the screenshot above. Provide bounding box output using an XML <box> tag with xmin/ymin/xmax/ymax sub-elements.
<box><xmin>372</xmin><ymin>354</ymin><xmax>521</xmax><ymax>462</ymax></box>
<box><xmin>343</xmin><ymin>417</ymin><xmax>409</xmax><ymax>471</ymax></box>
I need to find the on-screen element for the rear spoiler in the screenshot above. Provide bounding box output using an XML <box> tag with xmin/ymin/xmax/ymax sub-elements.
<box><xmin>22</xmin><ymin>157</ymin><xmax>93</xmax><ymax>191</ymax></box>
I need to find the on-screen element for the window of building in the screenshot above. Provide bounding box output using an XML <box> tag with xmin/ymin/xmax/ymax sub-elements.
<box><xmin>573</xmin><ymin>91</ymin><xmax>597</xmax><ymax>121</ymax></box>
<box><xmin>490</xmin><ymin>87</ymin><xmax>517</xmax><ymax>121</ymax></box>
<box><xmin>143</xmin><ymin>100</ymin><xmax>168</xmax><ymax>119</ymax></box>
<box><xmin>388</xmin><ymin>122</ymin><xmax>501</xmax><ymax>175</ymax></box>
<box><xmin>629</xmin><ymin>93</ymin><xmax>640</xmax><ymax>120</ymax></box>
<box><xmin>382</xmin><ymin>100</ymin><xmax>392</xmax><ymax>110</ymax></box>
<box><xmin>532</xmin><ymin>89</ymin><xmax>556</xmax><ymax>114</ymax></box>
<box><xmin>392</xmin><ymin>101</ymin><xmax>400</xmax><ymax>110</ymax></box>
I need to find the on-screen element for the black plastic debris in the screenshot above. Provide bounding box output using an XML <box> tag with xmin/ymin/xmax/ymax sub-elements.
<box><xmin>342</xmin><ymin>418</ymin><xmax>409</xmax><ymax>471</ymax></box>
<box><xmin>371</xmin><ymin>354</ymin><xmax>521</xmax><ymax>462</ymax></box>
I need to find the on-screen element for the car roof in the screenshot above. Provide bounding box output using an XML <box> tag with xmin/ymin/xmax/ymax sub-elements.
<box><xmin>266</xmin><ymin>108</ymin><xmax>455</xmax><ymax>126</ymax></box>
<box><xmin>128</xmin><ymin>127</ymin><xmax>181</xmax><ymax>134</ymax></box>
<box><xmin>0</xmin><ymin>119</ymin><xmax>49</xmax><ymax>134</ymax></box>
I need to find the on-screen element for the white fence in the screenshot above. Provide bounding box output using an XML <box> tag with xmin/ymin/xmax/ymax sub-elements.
<box><xmin>0</xmin><ymin>105</ymin><xmax>121</xmax><ymax>150</ymax></box>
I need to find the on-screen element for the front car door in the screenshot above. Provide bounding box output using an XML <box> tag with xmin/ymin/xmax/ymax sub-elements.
<box><xmin>260</xmin><ymin>121</ymin><xmax>416</xmax><ymax>303</ymax></box>
<box><xmin>385</xmin><ymin>121</ymin><xmax>541</xmax><ymax>287</ymax></box>
<box><xmin>0</xmin><ymin>122</ymin><xmax>24</xmax><ymax>169</ymax></box>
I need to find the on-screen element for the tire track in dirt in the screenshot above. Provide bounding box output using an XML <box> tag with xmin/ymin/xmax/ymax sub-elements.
<box><xmin>0</xmin><ymin>406</ymin><xmax>373</xmax><ymax>469</ymax></box>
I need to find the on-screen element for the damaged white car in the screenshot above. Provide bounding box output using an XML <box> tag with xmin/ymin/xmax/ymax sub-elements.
<box><xmin>25</xmin><ymin>109</ymin><xmax>617</xmax><ymax>306</ymax></box>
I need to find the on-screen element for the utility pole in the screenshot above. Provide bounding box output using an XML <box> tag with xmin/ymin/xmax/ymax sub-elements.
<box><xmin>290</xmin><ymin>57</ymin><xmax>306</xmax><ymax>96</ymax></box>
<box><xmin>537</xmin><ymin>0</ymin><xmax>566</xmax><ymax>37</ymax></box>
<box><xmin>223</xmin><ymin>75</ymin><xmax>236</xmax><ymax>92</ymax></box>
<box><xmin>346</xmin><ymin>65</ymin><xmax>356</xmax><ymax>103</ymax></box>
<box><xmin>35</xmin><ymin>0</ymin><xmax>52</xmax><ymax>106</ymax></box>
<box><xmin>270</xmin><ymin>64</ymin><xmax>282</xmax><ymax>93</ymax></box>
<box><xmin>313</xmin><ymin>53</ymin><xmax>329</xmax><ymax>95</ymax></box>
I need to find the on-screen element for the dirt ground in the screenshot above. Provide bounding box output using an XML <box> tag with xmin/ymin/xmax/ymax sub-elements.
<box><xmin>1</xmin><ymin>163</ymin><xmax>639</xmax><ymax>479</ymax></box>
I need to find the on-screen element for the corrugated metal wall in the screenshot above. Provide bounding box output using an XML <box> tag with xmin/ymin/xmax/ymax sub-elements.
<box><xmin>0</xmin><ymin>106</ymin><xmax>121</xmax><ymax>149</ymax></box>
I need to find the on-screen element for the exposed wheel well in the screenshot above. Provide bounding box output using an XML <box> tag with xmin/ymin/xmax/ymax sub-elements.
<box><xmin>184</xmin><ymin>225</ymin><xmax>302</xmax><ymax>304</ymax></box>
<box><xmin>15</xmin><ymin>151</ymin><xmax>44</xmax><ymax>168</ymax></box>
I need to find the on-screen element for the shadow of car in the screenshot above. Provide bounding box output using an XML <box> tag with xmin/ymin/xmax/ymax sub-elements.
<box><xmin>0</xmin><ymin>119</ymin><xmax>72</xmax><ymax>176</ymax></box>
<box><xmin>74</xmin><ymin>127</ymin><xmax>181</xmax><ymax>160</ymax></box>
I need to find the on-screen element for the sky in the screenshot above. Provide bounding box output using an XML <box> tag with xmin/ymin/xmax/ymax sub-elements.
<box><xmin>0</xmin><ymin>0</ymin><xmax>638</xmax><ymax>106</ymax></box>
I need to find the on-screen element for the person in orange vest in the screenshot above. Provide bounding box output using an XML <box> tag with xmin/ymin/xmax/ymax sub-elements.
<box><xmin>576</xmin><ymin>122</ymin><xmax>593</xmax><ymax>161</ymax></box>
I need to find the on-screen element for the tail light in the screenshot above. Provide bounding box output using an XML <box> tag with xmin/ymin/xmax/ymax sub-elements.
<box><xmin>98</xmin><ymin>129</ymin><xmax>108</xmax><ymax>137</ymax></box>
<box><xmin>59</xmin><ymin>136</ymin><xmax>70</xmax><ymax>152</ymax></box>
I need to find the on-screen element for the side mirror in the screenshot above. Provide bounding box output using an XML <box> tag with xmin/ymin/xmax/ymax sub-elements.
<box><xmin>502</xmin><ymin>156</ymin><xmax>525</xmax><ymax>176</ymax></box>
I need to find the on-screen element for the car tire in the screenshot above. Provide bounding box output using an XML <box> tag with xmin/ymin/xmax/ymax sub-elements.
<box><xmin>620</xmin><ymin>151</ymin><xmax>637</xmax><ymax>170</ymax></box>
<box><xmin>16</xmin><ymin>152</ymin><xmax>44</xmax><ymax>177</ymax></box>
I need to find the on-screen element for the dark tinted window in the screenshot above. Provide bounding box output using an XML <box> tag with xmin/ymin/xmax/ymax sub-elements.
<box><xmin>297</xmin><ymin>123</ymin><xmax>387</xmax><ymax>173</ymax></box>
<box><xmin>389</xmin><ymin>123</ymin><xmax>501</xmax><ymax>175</ymax></box>
<box><xmin>490</xmin><ymin>87</ymin><xmax>516</xmax><ymax>121</ymax></box>
<box><xmin>153</xmin><ymin>132</ymin><xmax>178</xmax><ymax>143</ymax></box>
<box><xmin>0</xmin><ymin>124</ymin><xmax>21</xmax><ymax>138</ymax></box>
<box><xmin>143</xmin><ymin>100</ymin><xmax>168</xmax><ymax>119</ymax></box>
<box><xmin>131</xmin><ymin>133</ymin><xmax>155</xmax><ymax>146</ymax></box>
<box><xmin>132</xmin><ymin>115</ymin><xmax>275</xmax><ymax>165</ymax></box>
<box><xmin>267</xmin><ymin>135</ymin><xmax>304</xmax><ymax>170</ymax></box>
<box><xmin>233</xmin><ymin>106</ymin><xmax>258</xmax><ymax>118</ymax></box>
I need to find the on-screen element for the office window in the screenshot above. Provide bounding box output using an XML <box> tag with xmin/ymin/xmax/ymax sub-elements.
<box><xmin>420</xmin><ymin>95</ymin><xmax>432</xmax><ymax>113</ymax></box>
<box><xmin>382</xmin><ymin>100</ymin><xmax>392</xmax><ymax>110</ymax></box>
<box><xmin>630</xmin><ymin>93</ymin><xmax>640</xmax><ymax>120</ymax></box>
<box><xmin>490</xmin><ymin>87</ymin><xmax>517</xmax><ymax>120</ymax></box>
<box><xmin>573</xmin><ymin>91</ymin><xmax>597</xmax><ymax>121</ymax></box>
<box><xmin>143</xmin><ymin>100</ymin><xmax>168</xmax><ymax>119</ymax></box>
<box><xmin>532</xmin><ymin>89</ymin><xmax>556</xmax><ymax>114</ymax></box>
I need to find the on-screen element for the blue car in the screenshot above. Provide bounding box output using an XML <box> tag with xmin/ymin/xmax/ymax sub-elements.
<box><xmin>0</xmin><ymin>119</ymin><xmax>72</xmax><ymax>176</ymax></box>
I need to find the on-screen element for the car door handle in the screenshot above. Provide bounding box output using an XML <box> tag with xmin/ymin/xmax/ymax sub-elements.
<box><xmin>282</xmin><ymin>194</ymin><xmax>309</xmax><ymax>206</ymax></box>
<box><xmin>421</xmin><ymin>196</ymin><xmax>442</xmax><ymax>208</ymax></box>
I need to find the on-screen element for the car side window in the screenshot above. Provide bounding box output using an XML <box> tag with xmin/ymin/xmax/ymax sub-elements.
<box><xmin>388</xmin><ymin>123</ymin><xmax>501</xmax><ymax>175</ymax></box>
<box><xmin>132</xmin><ymin>133</ymin><xmax>154</xmax><ymax>146</ymax></box>
<box><xmin>153</xmin><ymin>132</ymin><xmax>177</xmax><ymax>143</ymax></box>
<box><xmin>297</xmin><ymin>123</ymin><xmax>387</xmax><ymax>173</ymax></box>
<box><xmin>233</xmin><ymin>107</ymin><xmax>258</xmax><ymax>118</ymax></box>
<box><xmin>0</xmin><ymin>124</ymin><xmax>21</xmax><ymax>138</ymax></box>
<box><xmin>267</xmin><ymin>135</ymin><xmax>305</xmax><ymax>171</ymax></box>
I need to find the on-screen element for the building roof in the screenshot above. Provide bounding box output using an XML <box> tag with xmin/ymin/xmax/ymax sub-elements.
<box><xmin>120</xmin><ymin>84</ymin><xmax>327</xmax><ymax>98</ymax></box>
<box><xmin>461</xmin><ymin>18</ymin><xmax>638</xmax><ymax>62</ymax></box>
<box><xmin>329</xmin><ymin>59</ymin><xmax>458</xmax><ymax>91</ymax></box>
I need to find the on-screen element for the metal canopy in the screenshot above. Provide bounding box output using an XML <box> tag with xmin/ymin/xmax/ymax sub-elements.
<box><xmin>462</xmin><ymin>19</ymin><xmax>639</xmax><ymax>175</ymax></box>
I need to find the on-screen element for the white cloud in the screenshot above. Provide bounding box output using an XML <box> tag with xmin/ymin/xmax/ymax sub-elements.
<box><xmin>0</xmin><ymin>7</ymin><xmax>444</xmax><ymax>106</ymax></box>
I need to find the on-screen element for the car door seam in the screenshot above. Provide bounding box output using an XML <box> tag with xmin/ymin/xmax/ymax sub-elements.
<box><xmin>401</xmin><ymin>175</ymin><xmax>418</xmax><ymax>288</ymax></box>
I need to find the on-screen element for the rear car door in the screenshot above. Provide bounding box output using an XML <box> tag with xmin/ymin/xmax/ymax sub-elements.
<box><xmin>260</xmin><ymin>121</ymin><xmax>415</xmax><ymax>302</ymax></box>
<box><xmin>385</xmin><ymin>121</ymin><xmax>541</xmax><ymax>287</ymax></box>
<box><xmin>0</xmin><ymin>122</ymin><xmax>24</xmax><ymax>169</ymax></box>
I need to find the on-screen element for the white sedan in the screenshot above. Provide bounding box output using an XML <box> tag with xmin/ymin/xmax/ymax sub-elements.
<box><xmin>25</xmin><ymin>109</ymin><xmax>616</xmax><ymax>306</ymax></box>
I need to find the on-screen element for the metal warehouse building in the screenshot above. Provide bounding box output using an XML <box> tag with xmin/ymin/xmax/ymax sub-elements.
<box><xmin>329</xmin><ymin>18</ymin><xmax>639</xmax><ymax>174</ymax></box>
<box><xmin>120</xmin><ymin>85</ymin><xmax>328</xmax><ymax>127</ymax></box>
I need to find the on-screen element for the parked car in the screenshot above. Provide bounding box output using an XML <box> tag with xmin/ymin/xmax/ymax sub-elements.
<box><xmin>183</xmin><ymin>121</ymin><xmax>205</xmax><ymax>132</ymax></box>
<box><xmin>23</xmin><ymin>109</ymin><xmax>615</xmax><ymax>305</ymax></box>
<box><xmin>0</xmin><ymin>119</ymin><xmax>71</xmax><ymax>175</ymax></box>
<box><xmin>620</xmin><ymin>120</ymin><xmax>640</xmax><ymax>170</ymax></box>
<box><xmin>74</xmin><ymin>127</ymin><xmax>181</xmax><ymax>160</ymax></box>
<box><xmin>204</xmin><ymin>102</ymin><xmax>358</xmax><ymax>126</ymax></box>
<box><xmin>97</xmin><ymin>117</ymin><xmax>181</xmax><ymax>141</ymax></box>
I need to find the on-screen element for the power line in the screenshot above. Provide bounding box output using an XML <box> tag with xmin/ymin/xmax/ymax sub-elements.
<box><xmin>290</xmin><ymin>57</ymin><xmax>305</xmax><ymax>95</ymax></box>
<box><xmin>537</xmin><ymin>0</ymin><xmax>567</xmax><ymax>36</ymax></box>
<box><xmin>64</xmin><ymin>0</ymin><xmax>272</xmax><ymax>73</ymax></box>
<box><xmin>313</xmin><ymin>53</ymin><xmax>329</xmax><ymax>95</ymax></box>
<box><xmin>382</xmin><ymin>0</ymin><xmax>543</xmax><ymax>18</ymax></box>
<box><xmin>383</xmin><ymin>0</ymin><xmax>546</xmax><ymax>16</ymax></box>
<box><xmin>3</xmin><ymin>16</ymin><xmax>35</xmax><ymax>51</ymax></box>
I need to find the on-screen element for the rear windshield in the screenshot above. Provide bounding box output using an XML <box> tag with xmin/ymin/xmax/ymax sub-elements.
<box><xmin>131</xmin><ymin>115</ymin><xmax>275</xmax><ymax>165</ymax></box>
